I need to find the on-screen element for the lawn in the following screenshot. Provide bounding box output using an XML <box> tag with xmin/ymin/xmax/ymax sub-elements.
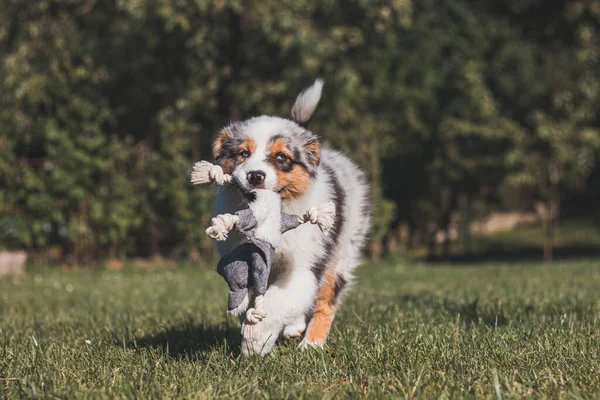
<box><xmin>1</xmin><ymin>258</ymin><xmax>600</xmax><ymax>398</ymax></box>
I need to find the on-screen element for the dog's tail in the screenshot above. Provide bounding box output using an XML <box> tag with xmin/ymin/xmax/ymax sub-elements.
<box><xmin>291</xmin><ymin>79</ymin><xmax>324</xmax><ymax>127</ymax></box>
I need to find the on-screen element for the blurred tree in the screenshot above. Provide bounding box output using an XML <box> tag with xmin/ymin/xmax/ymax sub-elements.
<box><xmin>377</xmin><ymin>0</ymin><xmax>513</xmax><ymax>259</ymax></box>
<box><xmin>0</xmin><ymin>0</ymin><xmax>598</xmax><ymax>264</ymax></box>
<box><xmin>488</xmin><ymin>0</ymin><xmax>600</xmax><ymax>262</ymax></box>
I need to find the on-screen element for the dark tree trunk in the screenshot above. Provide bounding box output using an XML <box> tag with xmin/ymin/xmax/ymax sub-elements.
<box><xmin>536</xmin><ymin>196</ymin><xmax>559</xmax><ymax>264</ymax></box>
<box><xmin>370</xmin><ymin>241</ymin><xmax>383</xmax><ymax>260</ymax></box>
<box><xmin>426</xmin><ymin>221</ymin><xmax>437</xmax><ymax>261</ymax></box>
<box><xmin>149</xmin><ymin>214</ymin><xmax>160</xmax><ymax>258</ymax></box>
<box><xmin>441</xmin><ymin>227</ymin><xmax>451</xmax><ymax>259</ymax></box>
<box><xmin>461</xmin><ymin>194</ymin><xmax>472</xmax><ymax>256</ymax></box>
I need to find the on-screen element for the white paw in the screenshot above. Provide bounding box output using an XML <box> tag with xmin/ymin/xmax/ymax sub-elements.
<box><xmin>283</xmin><ymin>321</ymin><xmax>306</xmax><ymax>339</ymax></box>
<box><xmin>241</xmin><ymin>332</ymin><xmax>278</xmax><ymax>357</ymax></box>
<box><xmin>283</xmin><ymin>329</ymin><xmax>304</xmax><ymax>339</ymax></box>
<box><xmin>298</xmin><ymin>338</ymin><xmax>325</xmax><ymax>350</ymax></box>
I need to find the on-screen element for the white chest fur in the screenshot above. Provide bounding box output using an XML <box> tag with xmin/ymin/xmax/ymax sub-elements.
<box><xmin>249</xmin><ymin>190</ymin><xmax>282</xmax><ymax>247</ymax></box>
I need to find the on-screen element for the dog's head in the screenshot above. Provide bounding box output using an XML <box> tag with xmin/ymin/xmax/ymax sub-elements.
<box><xmin>212</xmin><ymin>80</ymin><xmax>323</xmax><ymax>200</ymax></box>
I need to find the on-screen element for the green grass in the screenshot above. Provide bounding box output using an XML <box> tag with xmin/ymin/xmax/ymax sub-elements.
<box><xmin>434</xmin><ymin>218</ymin><xmax>600</xmax><ymax>264</ymax></box>
<box><xmin>1</xmin><ymin>259</ymin><xmax>600</xmax><ymax>399</ymax></box>
<box><xmin>480</xmin><ymin>218</ymin><xmax>600</xmax><ymax>248</ymax></box>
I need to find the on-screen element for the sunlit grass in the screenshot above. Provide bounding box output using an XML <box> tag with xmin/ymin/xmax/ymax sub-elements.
<box><xmin>1</xmin><ymin>258</ymin><xmax>600</xmax><ymax>398</ymax></box>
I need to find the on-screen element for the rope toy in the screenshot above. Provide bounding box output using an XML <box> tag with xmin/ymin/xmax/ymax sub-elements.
<box><xmin>299</xmin><ymin>202</ymin><xmax>336</xmax><ymax>233</ymax></box>
<box><xmin>191</xmin><ymin>160</ymin><xmax>336</xmax><ymax>339</ymax></box>
<box><xmin>191</xmin><ymin>161</ymin><xmax>232</xmax><ymax>185</ymax></box>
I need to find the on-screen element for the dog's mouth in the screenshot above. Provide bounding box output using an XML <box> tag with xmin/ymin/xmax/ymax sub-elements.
<box><xmin>241</xmin><ymin>189</ymin><xmax>256</xmax><ymax>202</ymax></box>
<box><xmin>232</xmin><ymin>175</ymin><xmax>283</xmax><ymax>201</ymax></box>
<box><xmin>230</xmin><ymin>177</ymin><xmax>257</xmax><ymax>202</ymax></box>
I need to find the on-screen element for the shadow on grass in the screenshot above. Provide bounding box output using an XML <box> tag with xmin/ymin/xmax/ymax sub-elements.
<box><xmin>427</xmin><ymin>243</ymin><xmax>600</xmax><ymax>265</ymax></box>
<box><xmin>396</xmin><ymin>293</ymin><xmax>509</xmax><ymax>328</ymax></box>
<box><xmin>121</xmin><ymin>322</ymin><xmax>242</xmax><ymax>359</ymax></box>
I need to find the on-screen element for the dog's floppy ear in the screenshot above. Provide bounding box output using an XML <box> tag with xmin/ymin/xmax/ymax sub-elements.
<box><xmin>291</xmin><ymin>79</ymin><xmax>324</xmax><ymax>127</ymax></box>
<box><xmin>212</xmin><ymin>130</ymin><xmax>231</xmax><ymax>161</ymax></box>
<box><xmin>304</xmin><ymin>138</ymin><xmax>321</xmax><ymax>167</ymax></box>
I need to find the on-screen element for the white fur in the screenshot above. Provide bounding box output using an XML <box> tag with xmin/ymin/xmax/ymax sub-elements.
<box><xmin>231</xmin><ymin>120</ymin><xmax>283</xmax><ymax>192</ymax></box>
<box><xmin>291</xmin><ymin>79</ymin><xmax>324</xmax><ymax>124</ymax></box>
<box><xmin>228</xmin><ymin>293</ymin><xmax>249</xmax><ymax>317</ymax></box>
<box><xmin>249</xmin><ymin>190</ymin><xmax>282</xmax><ymax>247</ymax></box>
<box><xmin>282</xmin><ymin>319</ymin><xmax>307</xmax><ymax>338</ymax></box>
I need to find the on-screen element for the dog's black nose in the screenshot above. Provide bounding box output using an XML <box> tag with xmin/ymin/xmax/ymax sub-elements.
<box><xmin>247</xmin><ymin>170</ymin><xmax>266</xmax><ymax>186</ymax></box>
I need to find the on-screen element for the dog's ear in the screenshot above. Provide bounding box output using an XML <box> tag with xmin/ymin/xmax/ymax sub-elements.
<box><xmin>304</xmin><ymin>138</ymin><xmax>321</xmax><ymax>167</ymax></box>
<box><xmin>291</xmin><ymin>79</ymin><xmax>324</xmax><ymax>127</ymax></box>
<box><xmin>212</xmin><ymin>130</ymin><xmax>231</xmax><ymax>161</ymax></box>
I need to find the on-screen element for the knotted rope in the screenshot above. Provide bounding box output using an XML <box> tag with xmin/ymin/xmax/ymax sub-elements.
<box><xmin>241</xmin><ymin>295</ymin><xmax>267</xmax><ymax>340</ymax></box>
<box><xmin>299</xmin><ymin>201</ymin><xmax>336</xmax><ymax>233</ymax></box>
<box><xmin>191</xmin><ymin>161</ymin><xmax>232</xmax><ymax>186</ymax></box>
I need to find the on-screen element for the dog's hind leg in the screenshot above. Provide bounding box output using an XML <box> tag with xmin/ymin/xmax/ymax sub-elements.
<box><xmin>300</xmin><ymin>266</ymin><xmax>350</xmax><ymax>348</ymax></box>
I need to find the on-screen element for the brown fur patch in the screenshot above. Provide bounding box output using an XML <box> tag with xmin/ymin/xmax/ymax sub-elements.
<box><xmin>268</xmin><ymin>138</ymin><xmax>311</xmax><ymax>200</ymax></box>
<box><xmin>268</xmin><ymin>252</ymin><xmax>294</xmax><ymax>287</ymax></box>
<box><xmin>220</xmin><ymin>158</ymin><xmax>235</xmax><ymax>174</ymax></box>
<box><xmin>214</xmin><ymin>135</ymin><xmax>256</xmax><ymax>174</ymax></box>
<box><xmin>269</xmin><ymin>139</ymin><xmax>290</xmax><ymax>159</ymax></box>
<box><xmin>304</xmin><ymin>270</ymin><xmax>337</xmax><ymax>344</ymax></box>
<box><xmin>212</xmin><ymin>130</ymin><xmax>229</xmax><ymax>160</ymax></box>
<box><xmin>276</xmin><ymin>168</ymin><xmax>310</xmax><ymax>200</ymax></box>
<box><xmin>238</xmin><ymin>136</ymin><xmax>256</xmax><ymax>159</ymax></box>
<box><xmin>230</xmin><ymin>136</ymin><xmax>256</xmax><ymax>172</ymax></box>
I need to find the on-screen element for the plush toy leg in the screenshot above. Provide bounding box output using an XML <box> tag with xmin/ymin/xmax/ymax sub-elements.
<box><xmin>240</xmin><ymin>294</ymin><xmax>278</xmax><ymax>356</ymax></box>
<box><xmin>227</xmin><ymin>292</ymin><xmax>249</xmax><ymax>317</ymax></box>
<box><xmin>241</xmin><ymin>295</ymin><xmax>266</xmax><ymax>341</ymax></box>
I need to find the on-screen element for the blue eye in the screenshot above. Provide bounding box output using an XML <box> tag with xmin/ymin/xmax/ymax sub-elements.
<box><xmin>275</xmin><ymin>153</ymin><xmax>288</xmax><ymax>162</ymax></box>
<box><xmin>240</xmin><ymin>150</ymin><xmax>250</xmax><ymax>157</ymax></box>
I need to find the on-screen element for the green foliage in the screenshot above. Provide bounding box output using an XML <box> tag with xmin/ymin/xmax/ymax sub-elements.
<box><xmin>2</xmin><ymin>260</ymin><xmax>600</xmax><ymax>397</ymax></box>
<box><xmin>491</xmin><ymin>1</ymin><xmax>600</xmax><ymax>199</ymax></box>
<box><xmin>0</xmin><ymin>0</ymin><xmax>599</xmax><ymax>261</ymax></box>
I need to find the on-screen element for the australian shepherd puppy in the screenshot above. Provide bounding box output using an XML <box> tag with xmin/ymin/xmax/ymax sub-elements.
<box><xmin>212</xmin><ymin>80</ymin><xmax>371</xmax><ymax>355</ymax></box>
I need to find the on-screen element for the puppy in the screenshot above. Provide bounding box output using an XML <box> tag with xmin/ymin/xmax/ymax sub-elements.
<box><xmin>212</xmin><ymin>80</ymin><xmax>371</xmax><ymax>355</ymax></box>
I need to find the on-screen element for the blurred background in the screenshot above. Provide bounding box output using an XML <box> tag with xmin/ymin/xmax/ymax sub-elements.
<box><xmin>1</xmin><ymin>0</ymin><xmax>599</xmax><ymax>271</ymax></box>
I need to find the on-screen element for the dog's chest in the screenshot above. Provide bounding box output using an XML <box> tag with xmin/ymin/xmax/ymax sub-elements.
<box><xmin>277</xmin><ymin>223</ymin><xmax>324</xmax><ymax>267</ymax></box>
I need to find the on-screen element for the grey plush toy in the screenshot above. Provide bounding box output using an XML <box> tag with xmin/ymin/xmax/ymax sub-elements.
<box><xmin>191</xmin><ymin>161</ymin><xmax>335</xmax><ymax>338</ymax></box>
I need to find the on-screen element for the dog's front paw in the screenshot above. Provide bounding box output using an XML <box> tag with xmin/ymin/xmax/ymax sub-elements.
<box><xmin>241</xmin><ymin>332</ymin><xmax>278</xmax><ymax>357</ymax></box>
<box><xmin>298</xmin><ymin>337</ymin><xmax>325</xmax><ymax>351</ymax></box>
<box><xmin>283</xmin><ymin>320</ymin><xmax>306</xmax><ymax>339</ymax></box>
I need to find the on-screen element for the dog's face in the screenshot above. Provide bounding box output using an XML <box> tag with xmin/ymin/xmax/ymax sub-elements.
<box><xmin>212</xmin><ymin>80</ymin><xmax>323</xmax><ymax>200</ymax></box>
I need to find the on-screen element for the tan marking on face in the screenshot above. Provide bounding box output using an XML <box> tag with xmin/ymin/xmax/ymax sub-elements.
<box><xmin>231</xmin><ymin>136</ymin><xmax>256</xmax><ymax>171</ymax></box>
<box><xmin>212</xmin><ymin>130</ymin><xmax>230</xmax><ymax>160</ymax></box>
<box><xmin>269</xmin><ymin>139</ymin><xmax>291</xmax><ymax>159</ymax></box>
<box><xmin>213</xmin><ymin>130</ymin><xmax>234</xmax><ymax>173</ymax></box>
<box><xmin>268</xmin><ymin>138</ymin><xmax>310</xmax><ymax>200</ymax></box>
<box><xmin>240</xmin><ymin>136</ymin><xmax>256</xmax><ymax>154</ymax></box>
<box><xmin>214</xmin><ymin>135</ymin><xmax>256</xmax><ymax>174</ymax></box>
